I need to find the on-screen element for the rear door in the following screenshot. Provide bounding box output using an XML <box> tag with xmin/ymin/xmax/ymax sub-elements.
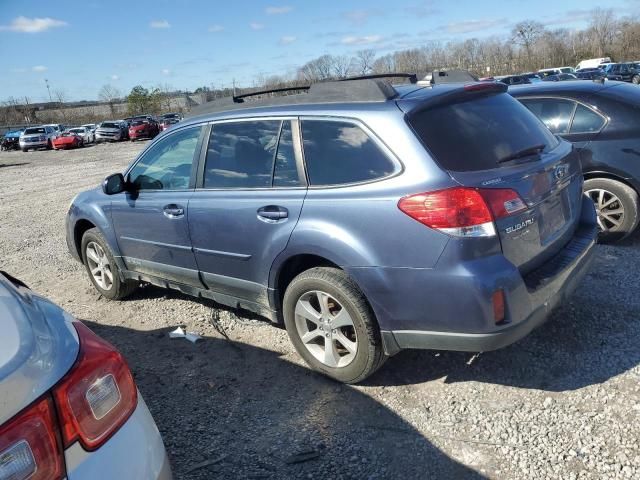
<box><xmin>111</xmin><ymin>125</ymin><xmax>204</xmax><ymax>286</ymax></box>
<box><xmin>407</xmin><ymin>91</ymin><xmax>584</xmax><ymax>274</ymax></box>
<box><xmin>188</xmin><ymin>118</ymin><xmax>306</xmax><ymax>306</ymax></box>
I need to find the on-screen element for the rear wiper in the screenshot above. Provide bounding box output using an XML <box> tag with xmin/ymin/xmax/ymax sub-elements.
<box><xmin>497</xmin><ymin>144</ymin><xmax>545</xmax><ymax>164</ymax></box>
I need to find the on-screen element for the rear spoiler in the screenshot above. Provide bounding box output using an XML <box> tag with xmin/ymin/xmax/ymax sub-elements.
<box><xmin>402</xmin><ymin>82</ymin><xmax>508</xmax><ymax>116</ymax></box>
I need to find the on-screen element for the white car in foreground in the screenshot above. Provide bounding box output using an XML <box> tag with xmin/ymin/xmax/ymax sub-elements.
<box><xmin>0</xmin><ymin>271</ymin><xmax>172</xmax><ymax>480</ymax></box>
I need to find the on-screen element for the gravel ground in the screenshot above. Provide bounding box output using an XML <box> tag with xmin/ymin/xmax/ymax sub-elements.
<box><xmin>1</xmin><ymin>142</ymin><xmax>639</xmax><ymax>479</ymax></box>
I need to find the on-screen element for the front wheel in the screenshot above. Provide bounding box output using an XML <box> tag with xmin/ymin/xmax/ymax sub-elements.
<box><xmin>633</xmin><ymin>75</ymin><xmax>640</xmax><ymax>85</ymax></box>
<box><xmin>585</xmin><ymin>178</ymin><xmax>640</xmax><ymax>243</ymax></box>
<box><xmin>283</xmin><ymin>267</ymin><xmax>386</xmax><ymax>383</ymax></box>
<box><xmin>81</xmin><ymin>228</ymin><xmax>137</xmax><ymax>299</ymax></box>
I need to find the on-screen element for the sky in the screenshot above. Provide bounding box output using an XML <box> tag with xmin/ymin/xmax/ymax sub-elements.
<box><xmin>0</xmin><ymin>0</ymin><xmax>638</xmax><ymax>102</ymax></box>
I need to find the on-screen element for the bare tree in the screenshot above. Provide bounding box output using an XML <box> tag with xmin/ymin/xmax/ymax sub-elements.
<box><xmin>588</xmin><ymin>8</ymin><xmax>617</xmax><ymax>57</ymax></box>
<box><xmin>372</xmin><ymin>54</ymin><xmax>395</xmax><ymax>74</ymax></box>
<box><xmin>511</xmin><ymin>20</ymin><xmax>544</xmax><ymax>68</ymax></box>
<box><xmin>98</xmin><ymin>84</ymin><xmax>122</xmax><ymax>116</ymax></box>
<box><xmin>354</xmin><ymin>49</ymin><xmax>376</xmax><ymax>75</ymax></box>
<box><xmin>331</xmin><ymin>55</ymin><xmax>352</xmax><ymax>78</ymax></box>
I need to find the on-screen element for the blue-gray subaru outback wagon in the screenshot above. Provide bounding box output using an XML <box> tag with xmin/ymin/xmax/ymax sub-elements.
<box><xmin>66</xmin><ymin>76</ymin><xmax>597</xmax><ymax>383</ymax></box>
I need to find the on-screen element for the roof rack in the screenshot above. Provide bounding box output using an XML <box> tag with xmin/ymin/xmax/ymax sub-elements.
<box><xmin>338</xmin><ymin>73</ymin><xmax>418</xmax><ymax>84</ymax></box>
<box><xmin>420</xmin><ymin>69</ymin><xmax>479</xmax><ymax>85</ymax></box>
<box><xmin>187</xmin><ymin>74</ymin><xmax>415</xmax><ymax>118</ymax></box>
<box><xmin>232</xmin><ymin>85</ymin><xmax>310</xmax><ymax>103</ymax></box>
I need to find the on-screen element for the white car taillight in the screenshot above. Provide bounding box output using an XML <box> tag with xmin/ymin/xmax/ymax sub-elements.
<box><xmin>53</xmin><ymin>322</ymin><xmax>137</xmax><ymax>450</ymax></box>
<box><xmin>0</xmin><ymin>398</ymin><xmax>65</xmax><ymax>480</ymax></box>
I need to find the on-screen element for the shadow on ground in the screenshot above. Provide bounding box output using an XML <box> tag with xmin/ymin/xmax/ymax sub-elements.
<box><xmin>84</xmin><ymin>320</ymin><xmax>485</xmax><ymax>480</ymax></box>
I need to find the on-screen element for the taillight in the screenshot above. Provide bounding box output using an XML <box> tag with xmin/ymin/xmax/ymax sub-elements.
<box><xmin>0</xmin><ymin>398</ymin><xmax>65</xmax><ymax>480</ymax></box>
<box><xmin>53</xmin><ymin>322</ymin><xmax>137</xmax><ymax>451</ymax></box>
<box><xmin>398</xmin><ymin>187</ymin><xmax>527</xmax><ymax>237</ymax></box>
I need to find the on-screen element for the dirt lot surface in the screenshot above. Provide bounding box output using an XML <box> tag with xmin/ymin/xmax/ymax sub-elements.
<box><xmin>1</xmin><ymin>142</ymin><xmax>639</xmax><ymax>479</ymax></box>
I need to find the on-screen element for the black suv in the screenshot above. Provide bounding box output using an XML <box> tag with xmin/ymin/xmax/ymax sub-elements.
<box><xmin>511</xmin><ymin>81</ymin><xmax>640</xmax><ymax>241</ymax></box>
<box><xmin>605</xmin><ymin>63</ymin><xmax>640</xmax><ymax>84</ymax></box>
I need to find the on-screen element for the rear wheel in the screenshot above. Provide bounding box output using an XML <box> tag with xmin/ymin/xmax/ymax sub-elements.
<box><xmin>46</xmin><ymin>140</ymin><xmax>53</xmax><ymax>150</ymax></box>
<box><xmin>22</xmin><ymin>148</ymin><xmax>27</xmax><ymax>152</ymax></box>
<box><xmin>283</xmin><ymin>267</ymin><xmax>386</xmax><ymax>383</ymax></box>
<box><xmin>584</xmin><ymin>178</ymin><xmax>639</xmax><ymax>242</ymax></box>
<box><xmin>81</xmin><ymin>228</ymin><xmax>137</xmax><ymax>300</ymax></box>
<box><xmin>632</xmin><ymin>75</ymin><xmax>640</xmax><ymax>85</ymax></box>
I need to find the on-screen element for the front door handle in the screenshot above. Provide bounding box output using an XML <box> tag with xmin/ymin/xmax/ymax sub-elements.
<box><xmin>257</xmin><ymin>206</ymin><xmax>288</xmax><ymax>221</ymax></box>
<box><xmin>163</xmin><ymin>204</ymin><xmax>185</xmax><ymax>218</ymax></box>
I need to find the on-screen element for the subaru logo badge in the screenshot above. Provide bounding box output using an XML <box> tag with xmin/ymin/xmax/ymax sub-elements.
<box><xmin>554</xmin><ymin>164</ymin><xmax>569</xmax><ymax>180</ymax></box>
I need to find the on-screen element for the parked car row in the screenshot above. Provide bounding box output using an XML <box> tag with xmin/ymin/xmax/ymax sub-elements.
<box><xmin>1</xmin><ymin>113</ymin><xmax>183</xmax><ymax>153</ymax></box>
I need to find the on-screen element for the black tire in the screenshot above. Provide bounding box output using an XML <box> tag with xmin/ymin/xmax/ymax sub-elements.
<box><xmin>81</xmin><ymin>228</ymin><xmax>137</xmax><ymax>300</ymax></box>
<box><xmin>584</xmin><ymin>178</ymin><xmax>640</xmax><ymax>243</ymax></box>
<box><xmin>283</xmin><ymin>267</ymin><xmax>386</xmax><ymax>383</ymax></box>
<box><xmin>46</xmin><ymin>140</ymin><xmax>53</xmax><ymax>150</ymax></box>
<box><xmin>633</xmin><ymin>75</ymin><xmax>640</xmax><ymax>85</ymax></box>
<box><xmin>22</xmin><ymin>148</ymin><xmax>27</xmax><ymax>152</ymax></box>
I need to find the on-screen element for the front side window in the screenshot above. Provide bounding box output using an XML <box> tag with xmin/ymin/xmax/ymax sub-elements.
<box><xmin>301</xmin><ymin>120</ymin><xmax>396</xmax><ymax>186</ymax></box>
<box><xmin>570</xmin><ymin>104</ymin><xmax>606</xmax><ymax>133</ymax></box>
<box><xmin>519</xmin><ymin>98</ymin><xmax>576</xmax><ymax>134</ymax></box>
<box><xmin>204</xmin><ymin>120</ymin><xmax>298</xmax><ymax>189</ymax></box>
<box><xmin>128</xmin><ymin>126</ymin><xmax>202</xmax><ymax>191</ymax></box>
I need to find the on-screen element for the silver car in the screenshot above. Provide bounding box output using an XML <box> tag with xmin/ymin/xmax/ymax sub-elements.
<box><xmin>95</xmin><ymin>121</ymin><xmax>123</xmax><ymax>142</ymax></box>
<box><xmin>19</xmin><ymin>125</ymin><xmax>57</xmax><ymax>151</ymax></box>
<box><xmin>0</xmin><ymin>272</ymin><xmax>172</xmax><ymax>479</ymax></box>
<box><xmin>68</xmin><ymin>126</ymin><xmax>95</xmax><ymax>144</ymax></box>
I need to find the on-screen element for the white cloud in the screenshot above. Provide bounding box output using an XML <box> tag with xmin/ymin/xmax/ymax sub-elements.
<box><xmin>162</xmin><ymin>68</ymin><xmax>171</xmax><ymax>75</ymax></box>
<box><xmin>32</xmin><ymin>65</ymin><xmax>47</xmax><ymax>72</ymax></box>
<box><xmin>445</xmin><ymin>18</ymin><xmax>507</xmax><ymax>34</ymax></box>
<box><xmin>250</xmin><ymin>22</ymin><xmax>265</xmax><ymax>30</ymax></box>
<box><xmin>279</xmin><ymin>35</ymin><xmax>296</xmax><ymax>45</ymax></box>
<box><xmin>150</xmin><ymin>19</ymin><xmax>170</xmax><ymax>29</ymax></box>
<box><xmin>111</xmin><ymin>74</ymin><xmax>119</xmax><ymax>80</ymax></box>
<box><xmin>0</xmin><ymin>16</ymin><xmax>67</xmax><ymax>33</ymax></box>
<box><xmin>341</xmin><ymin>35</ymin><xmax>383</xmax><ymax>46</ymax></box>
<box><xmin>208</xmin><ymin>24</ymin><xmax>224</xmax><ymax>32</ymax></box>
<box><xmin>266</xmin><ymin>6</ymin><xmax>292</xmax><ymax>14</ymax></box>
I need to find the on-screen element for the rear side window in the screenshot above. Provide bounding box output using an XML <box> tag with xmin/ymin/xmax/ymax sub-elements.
<box><xmin>410</xmin><ymin>94</ymin><xmax>559</xmax><ymax>172</ymax></box>
<box><xmin>519</xmin><ymin>98</ymin><xmax>576</xmax><ymax>134</ymax></box>
<box><xmin>301</xmin><ymin>120</ymin><xmax>396</xmax><ymax>186</ymax></box>
<box><xmin>570</xmin><ymin>105</ymin><xmax>606</xmax><ymax>133</ymax></box>
<box><xmin>204</xmin><ymin>120</ymin><xmax>302</xmax><ymax>188</ymax></box>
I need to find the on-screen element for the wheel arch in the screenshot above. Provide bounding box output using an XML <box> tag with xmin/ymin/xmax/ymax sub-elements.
<box><xmin>583</xmin><ymin>170</ymin><xmax>639</xmax><ymax>195</ymax></box>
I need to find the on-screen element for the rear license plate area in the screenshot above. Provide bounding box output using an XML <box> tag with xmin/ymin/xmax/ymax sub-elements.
<box><xmin>539</xmin><ymin>195</ymin><xmax>568</xmax><ymax>243</ymax></box>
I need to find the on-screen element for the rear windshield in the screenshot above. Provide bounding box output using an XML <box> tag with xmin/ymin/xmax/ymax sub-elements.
<box><xmin>409</xmin><ymin>93</ymin><xmax>558</xmax><ymax>172</ymax></box>
<box><xmin>24</xmin><ymin>127</ymin><xmax>45</xmax><ymax>134</ymax></box>
<box><xmin>131</xmin><ymin>120</ymin><xmax>147</xmax><ymax>126</ymax></box>
<box><xmin>69</xmin><ymin>129</ymin><xmax>83</xmax><ymax>133</ymax></box>
<box><xmin>100</xmin><ymin>122</ymin><xmax>119</xmax><ymax>129</ymax></box>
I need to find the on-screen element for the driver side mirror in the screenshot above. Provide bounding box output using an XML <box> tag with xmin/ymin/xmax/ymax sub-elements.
<box><xmin>102</xmin><ymin>173</ymin><xmax>126</xmax><ymax>195</ymax></box>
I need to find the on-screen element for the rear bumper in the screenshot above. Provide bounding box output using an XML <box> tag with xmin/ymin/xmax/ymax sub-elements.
<box><xmin>65</xmin><ymin>393</ymin><xmax>172</xmax><ymax>479</ymax></box>
<box><xmin>349</xmin><ymin>196</ymin><xmax>598</xmax><ymax>355</ymax></box>
<box><xmin>381</xmin><ymin>225</ymin><xmax>595</xmax><ymax>354</ymax></box>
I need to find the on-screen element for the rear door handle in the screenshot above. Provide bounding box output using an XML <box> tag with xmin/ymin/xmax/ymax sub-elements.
<box><xmin>163</xmin><ymin>204</ymin><xmax>185</xmax><ymax>218</ymax></box>
<box><xmin>257</xmin><ymin>206</ymin><xmax>288</xmax><ymax>221</ymax></box>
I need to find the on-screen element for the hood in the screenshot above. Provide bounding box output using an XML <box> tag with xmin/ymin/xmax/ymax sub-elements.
<box><xmin>0</xmin><ymin>274</ymin><xmax>79</xmax><ymax>424</ymax></box>
<box><xmin>130</xmin><ymin>123</ymin><xmax>150</xmax><ymax>131</ymax></box>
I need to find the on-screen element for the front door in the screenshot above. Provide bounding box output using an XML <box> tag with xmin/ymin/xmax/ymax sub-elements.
<box><xmin>111</xmin><ymin>125</ymin><xmax>205</xmax><ymax>287</ymax></box>
<box><xmin>188</xmin><ymin>119</ymin><xmax>307</xmax><ymax>306</ymax></box>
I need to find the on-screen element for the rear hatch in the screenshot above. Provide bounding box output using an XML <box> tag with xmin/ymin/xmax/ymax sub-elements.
<box><xmin>402</xmin><ymin>85</ymin><xmax>584</xmax><ymax>274</ymax></box>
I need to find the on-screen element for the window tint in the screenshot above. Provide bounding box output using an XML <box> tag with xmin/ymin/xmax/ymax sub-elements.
<box><xmin>273</xmin><ymin>122</ymin><xmax>302</xmax><ymax>187</ymax></box>
<box><xmin>519</xmin><ymin>98</ymin><xmax>576</xmax><ymax>134</ymax></box>
<box><xmin>204</xmin><ymin>120</ymin><xmax>280</xmax><ymax>188</ymax></box>
<box><xmin>570</xmin><ymin>104</ymin><xmax>606</xmax><ymax>133</ymax></box>
<box><xmin>301</xmin><ymin>120</ymin><xmax>396</xmax><ymax>186</ymax></box>
<box><xmin>410</xmin><ymin>94</ymin><xmax>559</xmax><ymax>172</ymax></box>
<box><xmin>128</xmin><ymin>126</ymin><xmax>202</xmax><ymax>190</ymax></box>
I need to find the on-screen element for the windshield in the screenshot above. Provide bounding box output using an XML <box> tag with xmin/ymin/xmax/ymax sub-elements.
<box><xmin>100</xmin><ymin>122</ymin><xmax>119</xmax><ymax>129</ymax></box>
<box><xmin>131</xmin><ymin>120</ymin><xmax>147</xmax><ymax>126</ymax></box>
<box><xmin>24</xmin><ymin>127</ymin><xmax>46</xmax><ymax>135</ymax></box>
<box><xmin>69</xmin><ymin>129</ymin><xmax>84</xmax><ymax>134</ymax></box>
<box><xmin>409</xmin><ymin>93</ymin><xmax>558</xmax><ymax>172</ymax></box>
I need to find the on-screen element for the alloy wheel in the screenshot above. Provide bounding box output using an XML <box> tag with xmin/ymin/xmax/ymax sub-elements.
<box><xmin>85</xmin><ymin>241</ymin><xmax>114</xmax><ymax>290</ymax></box>
<box><xmin>586</xmin><ymin>188</ymin><xmax>625</xmax><ymax>232</ymax></box>
<box><xmin>294</xmin><ymin>290</ymin><xmax>358</xmax><ymax>368</ymax></box>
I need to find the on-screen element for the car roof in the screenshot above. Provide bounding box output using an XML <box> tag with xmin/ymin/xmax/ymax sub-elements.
<box><xmin>183</xmin><ymin>78</ymin><xmax>504</xmax><ymax>126</ymax></box>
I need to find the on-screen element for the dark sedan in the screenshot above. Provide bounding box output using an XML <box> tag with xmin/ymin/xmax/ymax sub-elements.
<box><xmin>510</xmin><ymin>81</ymin><xmax>640</xmax><ymax>242</ymax></box>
